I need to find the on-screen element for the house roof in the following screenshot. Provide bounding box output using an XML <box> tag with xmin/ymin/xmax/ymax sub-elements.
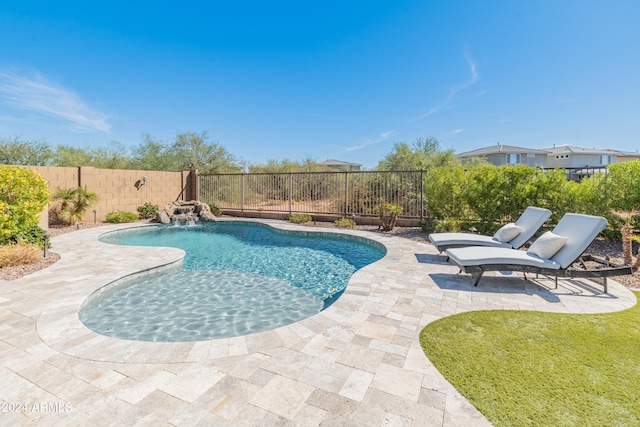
<box><xmin>543</xmin><ymin>145</ymin><xmax>617</xmax><ymax>156</ymax></box>
<box><xmin>606</xmin><ymin>149</ymin><xmax>640</xmax><ymax>157</ymax></box>
<box><xmin>320</xmin><ymin>159</ymin><xmax>362</xmax><ymax>167</ymax></box>
<box><xmin>457</xmin><ymin>144</ymin><xmax>549</xmax><ymax>157</ymax></box>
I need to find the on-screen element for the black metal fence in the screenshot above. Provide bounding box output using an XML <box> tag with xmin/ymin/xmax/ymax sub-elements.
<box><xmin>541</xmin><ymin>166</ymin><xmax>608</xmax><ymax>182</ymax></box>
<box><xmin>199</xmin><ymin>171</ymin><xmax>426</xmax><ymax>218</ymax></box>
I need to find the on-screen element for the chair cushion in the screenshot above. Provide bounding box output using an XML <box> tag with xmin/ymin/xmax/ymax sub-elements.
<box><xmin>527</xmin><ymin>231</ymin><xmax>568</xmax><ymax>259</ymax></box>
<box><xmin>493</xmin><ymin>223</ymin><xmax>523</xmax><ymax>243</ymax></box>
<box><xmin>428</xmin><ymin>232</ymin><xmax>512</xmax><ymax>249</ymax></box>
<box><xmin>446</xmin><ymin>246</ymin><xmax>561</xmax><ymax>269</ymax></box>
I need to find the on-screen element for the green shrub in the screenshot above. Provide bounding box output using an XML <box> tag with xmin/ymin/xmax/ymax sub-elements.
<box><xmin>289</xmin><ymin>213</ymin><xmax>313</xmax><ymax>224</ymax></box>
<box><xmin>424</xmin><ymin>165</ymin><xmax>469</xmax><ymax>221</ymax></box>
<box><xmin>106</xmin><ymin>211</ymin><xmax>139</xmax><ymax>223</ymax></box>
<box><xmin>209</xmin><ymin>203</ymin><xmax>223</xmax><ymax>216</ymax></box>
<box><xmin>0</xmin><ymin>166</ymin><xmax>49</xmax><ymax>245</ymax></box>
<box><xmin>603</xmin><ymin>162</ymin><xmax>640</xmax><ymax>236</ymax></box>
<box><xmin>419</xmin><ymin>218</ymin><xmax>437</xmax><ymax>234</ymax></box>
<box><xmin>137</xmin><ymin>202</ymin><xmax>159</xmax><ymax>219</ymax></box>
<box><xmin>423</xmin><ymin>163</ymin><xmax>615</xmax><ymax>234</ymax></box>
<box><xmin>334</xmin><ymin>217</ymin><xmax>356</xmax><ymax>228</ymax></box>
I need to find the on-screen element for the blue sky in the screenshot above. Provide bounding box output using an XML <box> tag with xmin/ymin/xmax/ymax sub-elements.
<box><xmin>1</xmin><ymin>1</ymin><xmax>638</xmax><ymax>169</ymax></box>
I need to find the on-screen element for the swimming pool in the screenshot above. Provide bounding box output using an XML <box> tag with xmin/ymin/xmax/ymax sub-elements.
<box><xmin>79</xmin><ymin>221</ymin><xmax>386</xmax><ymax>342</ymax></box>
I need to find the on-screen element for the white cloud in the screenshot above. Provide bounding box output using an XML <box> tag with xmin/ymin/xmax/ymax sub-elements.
<box><xmin>447</xmin><ymin>55</ymin><xmax>479</xmax><ymax>101</ymax></box>
<box><xmin>338</xmin><ymin>130</ymin><xmax>395</xmax><ymax>152</ymax></box>
<box><xmin>414</xmin><ymin>104</ymin><xmax>444</xmax><ymax>120</ymax></box>
<box><xmin>451</xmin><ymin>129</ymin><xmax>464</xmax><ymax>135</ymax></box>
<box><xmin>415</xmin><ymin>54</ymin><xmax>480</xmax><ymax>121</ymax></box>
<box><xmin>0</xmin><ymin>69</ymin><xmax>111</xmax><ymax>133</ymax></box>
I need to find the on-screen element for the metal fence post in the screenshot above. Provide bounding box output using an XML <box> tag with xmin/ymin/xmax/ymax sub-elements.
<box><xmin>420</xmin><ymin>170</ymin><xmax>425</xmax><ymax>220</ymax></box>
<box><xmin>241</xmin><ymin>174</ymin><xmax>245</xmax><ymax>212</ymax></box>
<box><xmin>344</xmin><ymin>171</ymin><xmax>349</xmax><ymax>216</ymax></box>
<box><xmin>288</xmin><ymin>173</ymin><xmax>293</xmax><ymax>214</ymax></box>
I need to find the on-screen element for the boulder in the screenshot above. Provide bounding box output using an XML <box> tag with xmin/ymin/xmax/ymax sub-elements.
<box><xmin>155</xmin><ymin>200</ymin><xmax>217</xmax><ymax>224</ymax></box>
<box><xmin>156</xmin><ymin>210</ymin><xmax>171</xmax><ymax>224</ymax></box>
<box><xmin>199</xmin><ymin>211</ymin><xmax>217</xmax><ymax>222</ymax></box>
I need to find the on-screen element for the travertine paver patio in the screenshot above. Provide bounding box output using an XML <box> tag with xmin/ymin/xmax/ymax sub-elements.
<box><xmin>0</xmin><ymin>219</ymin><xmax>636</xmax><ymax>426</ymax></box>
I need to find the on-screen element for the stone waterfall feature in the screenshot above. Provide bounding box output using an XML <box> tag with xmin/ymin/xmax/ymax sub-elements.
<box><xmin>156</xmin><ymin>200</ymin><xmax>217</xmax><ymax>225</ymax></box>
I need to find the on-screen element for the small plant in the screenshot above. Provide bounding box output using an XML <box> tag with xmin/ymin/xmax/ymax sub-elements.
<box><xmin>137</xmin><ymin>202</ymin><xmax>159</xmax><ymax>219</ymax></box>
<box><xmin>52</xmin><ymin>186</ymin><xmax>98</xmax><ymax>226</ymax></box>
<box><xmin>289</xmin><ymin>213</ymin><xmax>313</xmax><ymax>224</ymax></box>
<box><xmin>334</xmin><ymin>217</ymin><xmax>356</xmax><ymax>229</ymax></box>
<box><xmin>419</xmin><ymin>218</ymin><xmax>437</xmax><ymax>234</ymax></box>
<box><xmin>209</xmin><ymin>203</ymin><xmax>223</xmax><ymax>216</ymax></box>
<box><xmin>374</xmin><ymin>203</ymin><xmax>403</xmax><ymax>231</ymax></box>
<box><xmin>0</xmin><ymin>243</ymin><xmax>42</xmax><ymax>268</ymax></box>
<box><xmin>610</xmin><ymin>209</ymin><xmax>640</xmax><ymax>265</ymax></box>
<box><xmin>106</xmin><ymin>211</ymin><xmax>139</xmax><ymax>223</ymax></box>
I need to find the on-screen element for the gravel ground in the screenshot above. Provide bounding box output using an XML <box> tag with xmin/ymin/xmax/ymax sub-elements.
<box><xmin>2</xmin><ymin>219</ymin><xmax>639</xmax><ymax>290</ymax></box>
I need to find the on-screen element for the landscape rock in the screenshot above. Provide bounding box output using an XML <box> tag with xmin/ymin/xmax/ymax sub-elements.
<box><xmin>155</xmin><ymin>200</ymin><xmax>218</xmax><ymax>224</ymax></box>
<box><xmin>156</xmin><ymin>210</ymin><xmax>171</xmax><ymax>224</ymax></box>
<box><xmin>199</xmin><ymin>211</ymin><xmax>217</xmax><ymax>222</ymax></box>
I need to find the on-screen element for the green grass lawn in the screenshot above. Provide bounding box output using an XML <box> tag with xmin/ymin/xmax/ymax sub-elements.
<box><xmin>420</xmin><ymin>292</ymin><xmax>640</xmax><ymax>427</ymax></box>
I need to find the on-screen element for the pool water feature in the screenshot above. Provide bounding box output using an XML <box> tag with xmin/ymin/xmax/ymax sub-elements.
<box><xmin>80</xmin><ymin>221</ymin><xmax>386</xmax><ymax>342</ymax></box>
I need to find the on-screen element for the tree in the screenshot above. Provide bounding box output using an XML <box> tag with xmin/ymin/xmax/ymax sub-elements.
<box><xmin>53</xmin><ymin>145</ymin><xmax>94</xmax><ymax>167</ymax></box>
<box><xmin>90</xmin><ymin>141</ymin><xmax>133</xmax><ymax>169</ymax></box>
<box><xmin>250</xmin><ymin>158</ymin><xmax>331</xmax><ymax>173</ymax></box>
<box><xmin>0</xmin><ymin>137</ymin><xmax>53</xmax><ymax>166</ymax></box>
<box><xmin>376</xmin><ymin>137</ymin><xmax>459</xmax><ymax>171</ymax></box>
<box><xmin>131</xmin><ymin>134</ymin><xmax>179</xmax><ymax>171</ymax></box>
<box><xmin>171</xmin><ymin>131</ymin><xmax>236</xmax><ymax>173</ymax></box>
<box><xmin>53</xmin><ymin>142</ymin><xmax>132</xmax><ymax>169</ymax></box>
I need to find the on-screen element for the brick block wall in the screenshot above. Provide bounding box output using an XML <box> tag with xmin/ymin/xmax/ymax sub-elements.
<box><xmin>21</xmin><ymin>166</ymin><xmax>197</xmax><ymax>224</ymax></box>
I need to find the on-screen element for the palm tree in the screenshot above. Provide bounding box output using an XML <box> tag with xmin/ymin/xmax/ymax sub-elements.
<box><xmin>53</xmin><ymin>186</ymin><xmax>98</xmax><ymax>225</ymax></box>
<box><xmin>52</xmin><ymin>187</ymin><xmax>75</xmax><ymax>212</ymax></box>
<box><xmin>610</xmin><ymin>209</ymin><xmax>640</xmax><ymax>265</ymax></box>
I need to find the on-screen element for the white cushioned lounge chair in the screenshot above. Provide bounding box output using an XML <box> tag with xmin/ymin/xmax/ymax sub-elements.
<box><xmin>445</xmin><ymin>213</ymin><xmax>627</xmax><ymax>292</ymax></box>
<box><xmin>428</xmin><ymin>206</ymin><xmax>552</xmax><ymax>253</ymax></box>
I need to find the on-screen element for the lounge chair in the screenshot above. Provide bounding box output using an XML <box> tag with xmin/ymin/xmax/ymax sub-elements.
<box><xmin>445</xmin><ymin>213</ymin><xmax>629</xmax><ymax>293</ymax></box>
<box><xmin>428</xmin><ymin>206</ymin><xmax>552</xmax><ymax>253</ymax></box>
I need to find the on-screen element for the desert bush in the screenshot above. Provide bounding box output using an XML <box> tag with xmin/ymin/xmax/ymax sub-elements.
<box><xmin>106</xmin><ymin>211</ymin><xmax>139</xmax><ymax>223</ymax></box>
<box><xmin>0</xmin><ymin>243</ymin><xmax>41</xmax><ymax>268</ymax></box>
<box><xmin>0</xmin><ymin>166</ymin><xmax>49</xmax><ymax>245</ymax></box>
<box><xmin>334</xmin><ymin>217</ymin><xmax>356</xmax><ymax>228</ymax></box>
<box><xmin>289</xmin><ymin>213</ymin><xmax>313</xmax><ymax>224</ymax></box>
<box><xmin>209</xmin><ymin>203</ymin><xmax>223</xmax><ymax>216</ymax></box>
<box><xmin>137</xmin><ymin>202</ymin><xmax>158</xmax><ymax>219</ymax></box>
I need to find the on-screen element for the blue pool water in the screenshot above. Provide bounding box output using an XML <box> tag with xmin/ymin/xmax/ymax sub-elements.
<box><xmin>79</xmin><ymin>221</ymin><xmax>386</xmax><ymax>342</ymax></box>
